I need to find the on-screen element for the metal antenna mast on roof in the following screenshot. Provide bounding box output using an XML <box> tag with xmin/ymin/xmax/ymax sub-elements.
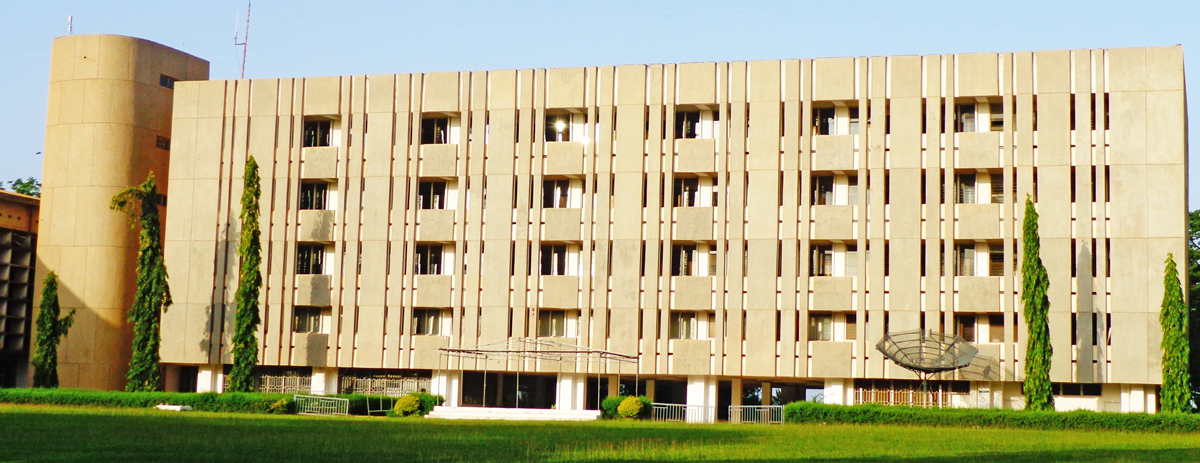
<box><xmin>234</xmin><ymin>2</ymin><xmax>251</xmax><ymax>79</ymax></box>
<box><xmin>68</xmin><ymin>16</ymin><xmax>73</xmax><ymax>35</ymax></box>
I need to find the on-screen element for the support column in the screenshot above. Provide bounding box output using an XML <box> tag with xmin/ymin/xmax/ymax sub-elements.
<box><xmin>687</xmin><ymin>375</ymin><xmax>717</xmax><ymax>422</ymax></box>
<box><xmin>645</xmin><ymin>379</ymin><xmax>656</xmax><ymax>401</ymax></box>
<box><xmin>431</xmin><ymin>370</ymin><xmax>461</xmax><ymax>407</ymax></box>
<box><xmin>731</xmin><ymin>378</ymin><xmax>743</xmax><ymax>406</ymax></box>
<box><xmin>196</xmin><ymin>364</ymin><xmax>223</xmax><ymax>393</ymax></box>
<box><xmin>607</xmin><ymin>375</ymin><xmax>619</xmax><ymax>398</ymax></box>
<box><xmin>556</xmin><ymin>373</ymin><xmax>586</xmax><ymax>410</ymax></box>
<box><xmin>311</xmin><ymin>367</ymin><xmax>339</xmax><ymax>395</ymax></box>
<box><xmin>762</xmin><ymin>381</ymin><xmax>773</xmax><ymax>405</ymax></box>
<box><xmin>823</xmin><ymin>378</ymin><xmax>847</xmax><ymax>405</ymax></box>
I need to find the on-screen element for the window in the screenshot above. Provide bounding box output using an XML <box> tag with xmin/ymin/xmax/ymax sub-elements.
<box><xmin>956</xmin><ymin>173</ymin><xmax>976</xmax><ymax>204</ymax></box>
<box><xmin>954</xmin><ymin>244</ymin><xmax>975</xmax><ymax>277</ymax></box>
<box><xmin>415</xmin><ymin>245</ymin><xmax>443</xmax><ymax>275</ymax></box>
<box><xmin>540</xmin><ymin>244</ymin><xmax>570</xmax><ymax>276</ymax></box>
<box><xmin>299</xmin><ymin>183</ymin><xmax>328</xmax><ymax>210</ymax></box>
<box><xmin>421</xmin><ymin>117</ymin><xmax>450</xmax><ymax>144</ymax></box>
<box><xmin>811</xmin><ymin>245</ymin><xmax>833</xmax><ymax>276</ymax></box>
<box><xmin>159</xmin><ymin>74</ymin><xmax>178</xmax><ymax>89</ymax></box>
<box><xmin>808</xmin><ymin>313</ymin><xmax>833</xmax><ymax>341</ymax></box>
<box><xmin>988</xmin><ymin>314</ymin><xmax>1005</xmax><ymax>342</ymax></box>
<box><xmin>673</xmin><ymin>177</ymin><xmax>700</xmax><ymax>207</ymax></box>
<box><xmin>542</xmin><ymin>179</ymin><xmax>571</xmax><ymax>208</ymax></box>
<box><xmin>538</xmin><ymin>310</ymin><xmax>568</xmax><ymax>337</ymax></box>
<box><xmin>412</xmin><ymin>309</ymin><xmax>444</xmax><ymax>336</ymax></box>
<box><xmin>955</xmin><ymin>104</ymin><xmax>976</xmax><ymax>132</ymax></box>
<box><xmin>418</xmin><ymin>181</ymin><xmax>447</xmax><ymax>209</ymax></box>
<box><xmin>303</xmin><ymin>118</ymin><xmax>333</xmax><ymax>147</ymax></box>
<box><xmin>845</xmin><ymin>313</ymin><xmax>857</xmax><ymax>341</ymax></box>
<box><xmin>155</xmin><ymin>136</ymin><xmax>171</xmax><ymax>150</ymax></box>
<box><xmin>671</xmin><ymin>244</ymin><xmax>698</xmax><ymax>276</ymax></box>
<box><xmin>812</xmin><ymin>176</ymin><xmax>834</xmax><ymax>205</ymax></box>
<box><xmin>1053</xmin><ymin>383</ymin><xmax>1103</xmax><ymax>397</ymax></box>
<box><xmin>669</xmin><ymin>312</ymin><xmax>698</xmax><ymax>339</ymax></box>
<box><xmin>297</xmin><ymin>245</ymin><xmax>325</xmax><ymax>274</ymax></box>
<box><xmin>990</xmin><ymin>173</ymin><xmax>1004</xmax><ymax>204</ymax></box>
<box><xmin>813</xmin><ymin>107</ymin><xmax>835</xmax><ymax>135</ymax></box>
<box><xmin>675</xmin><ymin>111</ymin><xmax>701</xmax><ymax>139</ymax></box>
<box><xmin>990</xmin><ymin>103</ymin><xmax>1004</xmax><ymax>131</ymax></box>
<box><xmin>293</xmin><ymin>306</ymin><xmax>323</xmax><ymax>333</ymax></box>
<box><xmin>989</xmin><ymin>248</ymin><xmax>1004</xmax><ymax>276</ymax></box>
<box><xmin>848</xmin><ymin>107</ymin><xmax>860</xmax><ymax>135</ymax></box>
<box><xmin>955</xmin><ymin>314</ymin><xmax>977</xmax><ymax>342</ymax></box>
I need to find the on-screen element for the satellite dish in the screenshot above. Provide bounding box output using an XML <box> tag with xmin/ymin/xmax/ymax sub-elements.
<box><xmin>876</xmin><ymin>329</ymin><xmax>978</xmax><ymax>376</ymax></box>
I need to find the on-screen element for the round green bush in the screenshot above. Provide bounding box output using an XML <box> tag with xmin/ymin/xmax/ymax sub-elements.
<box><xmin>393</xmin><ymin>395</ymin><xmax>421</xmax><ymax>417</ymax></box>
<box><xmin>617</xmin><ymin>396</ymin><xmax>643</xmax><ymax>419</ymax></box>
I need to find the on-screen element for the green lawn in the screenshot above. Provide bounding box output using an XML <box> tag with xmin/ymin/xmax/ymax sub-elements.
<box><xmin>2</xmin><ymin>404</ymin><xmax>1198</xmax><ymax>462</ymax></box>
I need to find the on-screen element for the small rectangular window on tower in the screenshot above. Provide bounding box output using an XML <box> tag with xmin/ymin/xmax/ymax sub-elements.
<box><xmin>159</xmin><ymin>74</ymin><xmax>178</xmax><ymax>89</ymax></box>
<box><xmin>155</xmin><ymin>136</ymin><xmax>171</xmax><ymax>151</ymax></box>
<box><xmin>303</xmin><ymin>118</ymin><xmax>333</xmax><ymax>147</ymax></box>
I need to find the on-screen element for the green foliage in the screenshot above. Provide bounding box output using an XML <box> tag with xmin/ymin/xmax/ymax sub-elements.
<box><xmin>393</xmin><ymin>395</ymin><xmax>421</xmax><ymax>417</ymax></box>
<box><xmin>0</xmin><ymin>388</ymin><xmax>294</xmax><ymax>414</ymax></box>
<box><xmin>228</xmin><ymin>156</ymin><xmax>263</xmax><ymax>393</ymax></box>
<box><xmin>617</xmin><ymin>396</ymin><xmax>644</xmax><ymax>419</ymax></box>
<box><xmin>31</xmin><ymin>272</ymin><xmax>76</xmax><ymax>388</ymax></box>
<box><xmin>1021</xmin><ymin>196</ymin><xmax>1054</xmax><ymax>411</ymax></box>
<box><xmin>783</xmin><ymin>401</ymin><xmax>1200</xmax><ymax>433</ymax></box>
<box><xmin>600</xmin><ymin>396</ymin><xmax>625</xmax><ymax>418</ymax></box>
<box><xmin>1187</xmin><ymin>209</ymin><xmax>1200</xmax><ymax>410</ymax></box>
<box><xmin>2</xmin><ymin>177</ymin><xmax>41</xmax><ymax>197</ymax></box>
<box><xmin>410</xmin><ymin>392</ymin><xmax>445</xmax><ymax>415</ymax></box>
<box><xmin>110</xmin><ymin>173</ymin><xmax>172</xmax><ymax>392</ymax></box>
<box><xmin>1161</xmin><ymin>253</ymin><xmax>1191</xmax><ymax>413</ymax></box>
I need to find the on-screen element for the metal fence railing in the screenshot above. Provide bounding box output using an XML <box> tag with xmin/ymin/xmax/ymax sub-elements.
<box><xmin>259</xmin><ymin>375</ymin><xmax>312</xmax><ymax>394</ymax></box>
<box><xmin>294</xmin><ymin>394</ymin><xmax>349</xmax><ymax>416</ymax></box>
<box><xmin>650</xmin><ymin>403</ymin><xmax>715</xmax><ymax>423</ymax></box>
<box><xmin>345</xmin><ymin>377</ymin><xmax>431</xmax><ymax>397</ymax></box>
<box><xmin>728</xmin><ymin>405</ymin><xmax>784</xmax><ymax>424</ymax></box>
<box><xmin>854</xmin><ymin>388</ymin><xmax>966</xmax><ymax>408</ymax></box>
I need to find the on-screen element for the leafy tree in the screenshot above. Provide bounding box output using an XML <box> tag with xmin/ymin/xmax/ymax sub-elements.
<box><xmin>227</xmin><ymin>156</ymin><xmax>263</xmax><ymax>393</ymax></box>
<box><xmin>31</xmin><ymin>271</ymin><xmax>76</xmax><ymax>388</ymax></box>
<box><xmin>1</xmin><ymin>177</ymin><xmax>41</xmax><ymax>197</ymax></box>
<box><xmin>1187</xmin><ymin>209</ymin><xmax>1200</xmax><ymax>410</ymax></box>
<box><xmin>110</xmin><ymin>173</ymin><xmax>172</xmax><ymax>392</ymax></box>
<box><xmin>1021</xmin><ymin>196</ymin><xmax>1054</xmax><ymax>411</ymax></box>
<box><xmin>1160</xmin><ymin>253</ymin><xmax>1190</xmax><ymax>413</ymax></box>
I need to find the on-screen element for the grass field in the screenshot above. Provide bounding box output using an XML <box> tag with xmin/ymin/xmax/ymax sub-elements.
<box><xmin>2</xmin><ymin>404</ymin><xmax>1199</xmax><ymax>462</ymax></box>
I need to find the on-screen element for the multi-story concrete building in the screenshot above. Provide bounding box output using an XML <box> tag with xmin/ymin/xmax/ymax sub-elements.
<box><xmin>0</xmin><ymin>190</ymin><xmax>39</xmax><ymax>387</ymax></box>
<box><xmin>36</xmin><ymin>34</ymin><xmax>1186</xmax><ymax>415</ymax></box>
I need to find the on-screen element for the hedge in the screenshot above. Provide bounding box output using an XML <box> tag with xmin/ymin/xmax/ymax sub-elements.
<box><xmin>600</xmin><ymin>395</ymin><xmax>651</xmax><ymax>419</ymax></box>
<box><xmin>0</xmin><ymin>388</ymin><xmax>294</xmax><ymax>414</ymax></box>
<box><xmin>783</xmin><ymin>401</ymin><xmax>1200</xmax><ymax>433</ymax></box>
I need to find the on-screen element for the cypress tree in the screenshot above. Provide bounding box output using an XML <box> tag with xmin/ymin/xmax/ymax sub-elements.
<box><xmin>1160</xmin><ymin>253</ymin><xmax>1190</xmax><ymax>413</ymax></box>
<box><xmin>227</xmin><ymin>156</ymin><xmax>263</xmax><ymax>393</ymax></box>
<box><xmin>1021</xmin><ymin>196</ymin><xmax>1054</xmax><ymax>411</ymax></box>
<box><xmin>31</xmin><ymin>271</ymin><xmax>75</xmax><ymax>388</ymax></box>
<box><xmin>110</xmin><ymin>173</ymin><xmax>172</xmax><ymax>392</ymax></box>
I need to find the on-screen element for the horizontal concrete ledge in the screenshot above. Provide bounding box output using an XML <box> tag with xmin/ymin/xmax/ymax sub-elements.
<box><xmin>426</xmin><ymin>406</ymin><xmax>601</xmax><ymax>421</ymax></box>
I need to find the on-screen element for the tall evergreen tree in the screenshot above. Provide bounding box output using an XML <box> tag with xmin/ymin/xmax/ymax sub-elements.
<box><xmin>31</xmin><ymin>271</ymin><xmax>75</xmax><ymax>388</ymax></box>
<box><xmin>1160</xmin><ymin>253</ymin><xmax>1191</xmax><ymax>413</ymax></box>
<box><xmin>227</xmin><ymin>156</ymin><xmax>263</xmax><ymax>393</ymax></box>
<box><xmin>111</xmin><ymin>173</ymin><xmax>172</xmax><ymax>392</ymax></box>
<box><xmin>1186</xmin><ymin>209</ymin><xmax>1200</xmax><ymax>410</ymax></box>
<box><xmin>1021</xmin><ymin>196</ymin><xmax>1054</xmax><ymax>411</ymax></box>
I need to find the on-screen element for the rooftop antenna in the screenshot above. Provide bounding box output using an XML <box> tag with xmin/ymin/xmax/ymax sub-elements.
<box><xmin>234</xmin><ymin>2</ymin><xmax>251</xmax><ymax>79</ymax></box>
<box><xmin>68</xmin><ymin>16</ymin><xmax>73</xmax><ymax>35</ymax></box>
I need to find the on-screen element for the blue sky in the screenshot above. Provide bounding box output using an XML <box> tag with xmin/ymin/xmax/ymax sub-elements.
<box><xmin>3</xmin><ymin>0</ymin><xmax>1196</xmax><ymax>205</ymax></box>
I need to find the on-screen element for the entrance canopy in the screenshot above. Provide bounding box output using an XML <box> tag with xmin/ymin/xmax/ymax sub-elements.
<box><xmin>440</xmin><ymin>338</ymin><xmax>638</xmax><ymax>366</ymax></box>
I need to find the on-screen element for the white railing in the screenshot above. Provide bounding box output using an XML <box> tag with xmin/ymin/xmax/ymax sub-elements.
<box><xmin>259</xmin><ymin>375</ymin><xmax>311</xmax><ymax>394</ymax></box>
<box><xmin>651</xmin><ymin>403</ymin><xmax>715</xmax><ymax>423</ymax></box>
<box><xmin>347</xmin><ymin>377</ymin><xmax>430</xmax><ymax>397</ymax></box>
<box><xmin>854</xmin><ymin>388</ymin><xmax>966</xmax><ymax>408</ymax></box>
<box><xmin>729</xmin><ymin>405</ymin><xmax>784</xmax><ymax>424</ymax></box>
<box><xmin>294</xmin><ymin>394</ymin><xmax>349</xmax><ymax>416</ymax></box>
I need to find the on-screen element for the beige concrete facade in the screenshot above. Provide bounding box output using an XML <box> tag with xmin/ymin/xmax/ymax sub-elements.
<box><xmin>37</xmin><ymin>34</ymin><xmax>1185</xmax><ymax>413</ymax></box>
<box><xmin>34</xmin><ymin>35</ymin><xmax>208</xmax><ymax>390</ymax></box>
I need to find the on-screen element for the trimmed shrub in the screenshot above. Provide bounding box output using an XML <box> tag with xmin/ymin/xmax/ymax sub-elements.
<box><xmin>783</xmin><ymin>401</ymin><xmax>1200</xmax><ymax>433</ymax></box>
<box><xmin>409</xmin><ymin>392</ymin><xmax>445</xmax><ymax>415</ymax></box>
<box><xmin>617</xmin><ymin>396</ymin><xmax>643</xmax><ymax>419</ymax></box>
<box><xmin>0</xmin><ymin>388</ymin><xmax>295</xmax><ymax>414</ymax></box>
<box><xmin>393</xmin><ymin>395</ymin><xmax>421</xmax><ymax>417</ymax></box>
<box><xmin>600</xmin><ymin>396</ymin><xmax>625</xmax><ymax>419</ymax></box>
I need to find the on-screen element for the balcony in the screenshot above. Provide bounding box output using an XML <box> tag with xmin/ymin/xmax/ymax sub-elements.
<box><xmin>674</xmin><ymin>138</ymin><xmax>716</xmax><ymax>173</ymax></box>
<box><xmin>809</xmin><ymin>341</ymin><xmax>853</xmax><ymax>378</ymax></box>
<box><xmin>673</xmin><ymin>207</ymin><xmax>714</xmax><ymax>241</ymax></box>
<box><xmin>957</xmin><ymin>132</ymin><xmax>1001</xmax><ymax>169</ymax></box>
<box><xmin>810</xmin><ymin>276</ymin><xmax>852</xmax><ymax>311</ymax></box>
<box><xmin>672</xmin><ymin>276</ymin><xmax>712</xmax><ymax>310</ymax></box>
<box><xmin>540</xmin><ymin>275</ymin><xmax>580</xmax><ymax>309</ymax></box>
<box><xmin>812</xmin><ymin>135</ymin><xmax>854</xmax><ymax>171</ymax></box>
<box><xmin>294</xmin><ymin>274</ymin><xmax>332</xmax><ymax>307</ymax></box>
<box><xmin>298</xmin><ymin>210</ymin><xmax>335</xmax><ymax>243</ymax></box>
<box><xmin>413</xmin><ymin>275</ymin><xmax>453</xmax><ymax>307</ymax></box>
<box><xmin>416</xmin><ymin>209</ymin><xmax>455</xmax><ymax>242</ymax></box>
<box><xmin>955</xmin><ymin>204</ymin><xmax>1001</xmax><ymax>240</ymax></box>
<box><xmin>957</xmin><ymin>276</ymin><xmax>1000</xmax><ymax>313</ymax></box>
<box><xmin>811</xmin><ymin>205</ymin><xmax>855</xmax><ymax>239</ymax></box>
<box><xmin>301</xmin><ymin>146</ymin><xmax>338</xmax><ymax>180</ymax></box>
<box><xmin>419</xmin><ymin>144</ymin><xmax>458</xmax><ymax>177</ymax></box>
<box><xmin>670</xmin><ymin>339</ymin><xmax>712</xmax><ymax>375</ymax></box>
<box><xmin>541</xmin><ymin>208</ymin><xmax>581</xmax><ymax>242</ymax></box>
<box><xmin>292</xmin><ymin>332</ymin><xmax>328</xmax><ymax>367</ymax></box>
<box><xmin>544</xmin><ymin>142</ymin><xmax>585</xmax><ymax>176</ymax></box>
